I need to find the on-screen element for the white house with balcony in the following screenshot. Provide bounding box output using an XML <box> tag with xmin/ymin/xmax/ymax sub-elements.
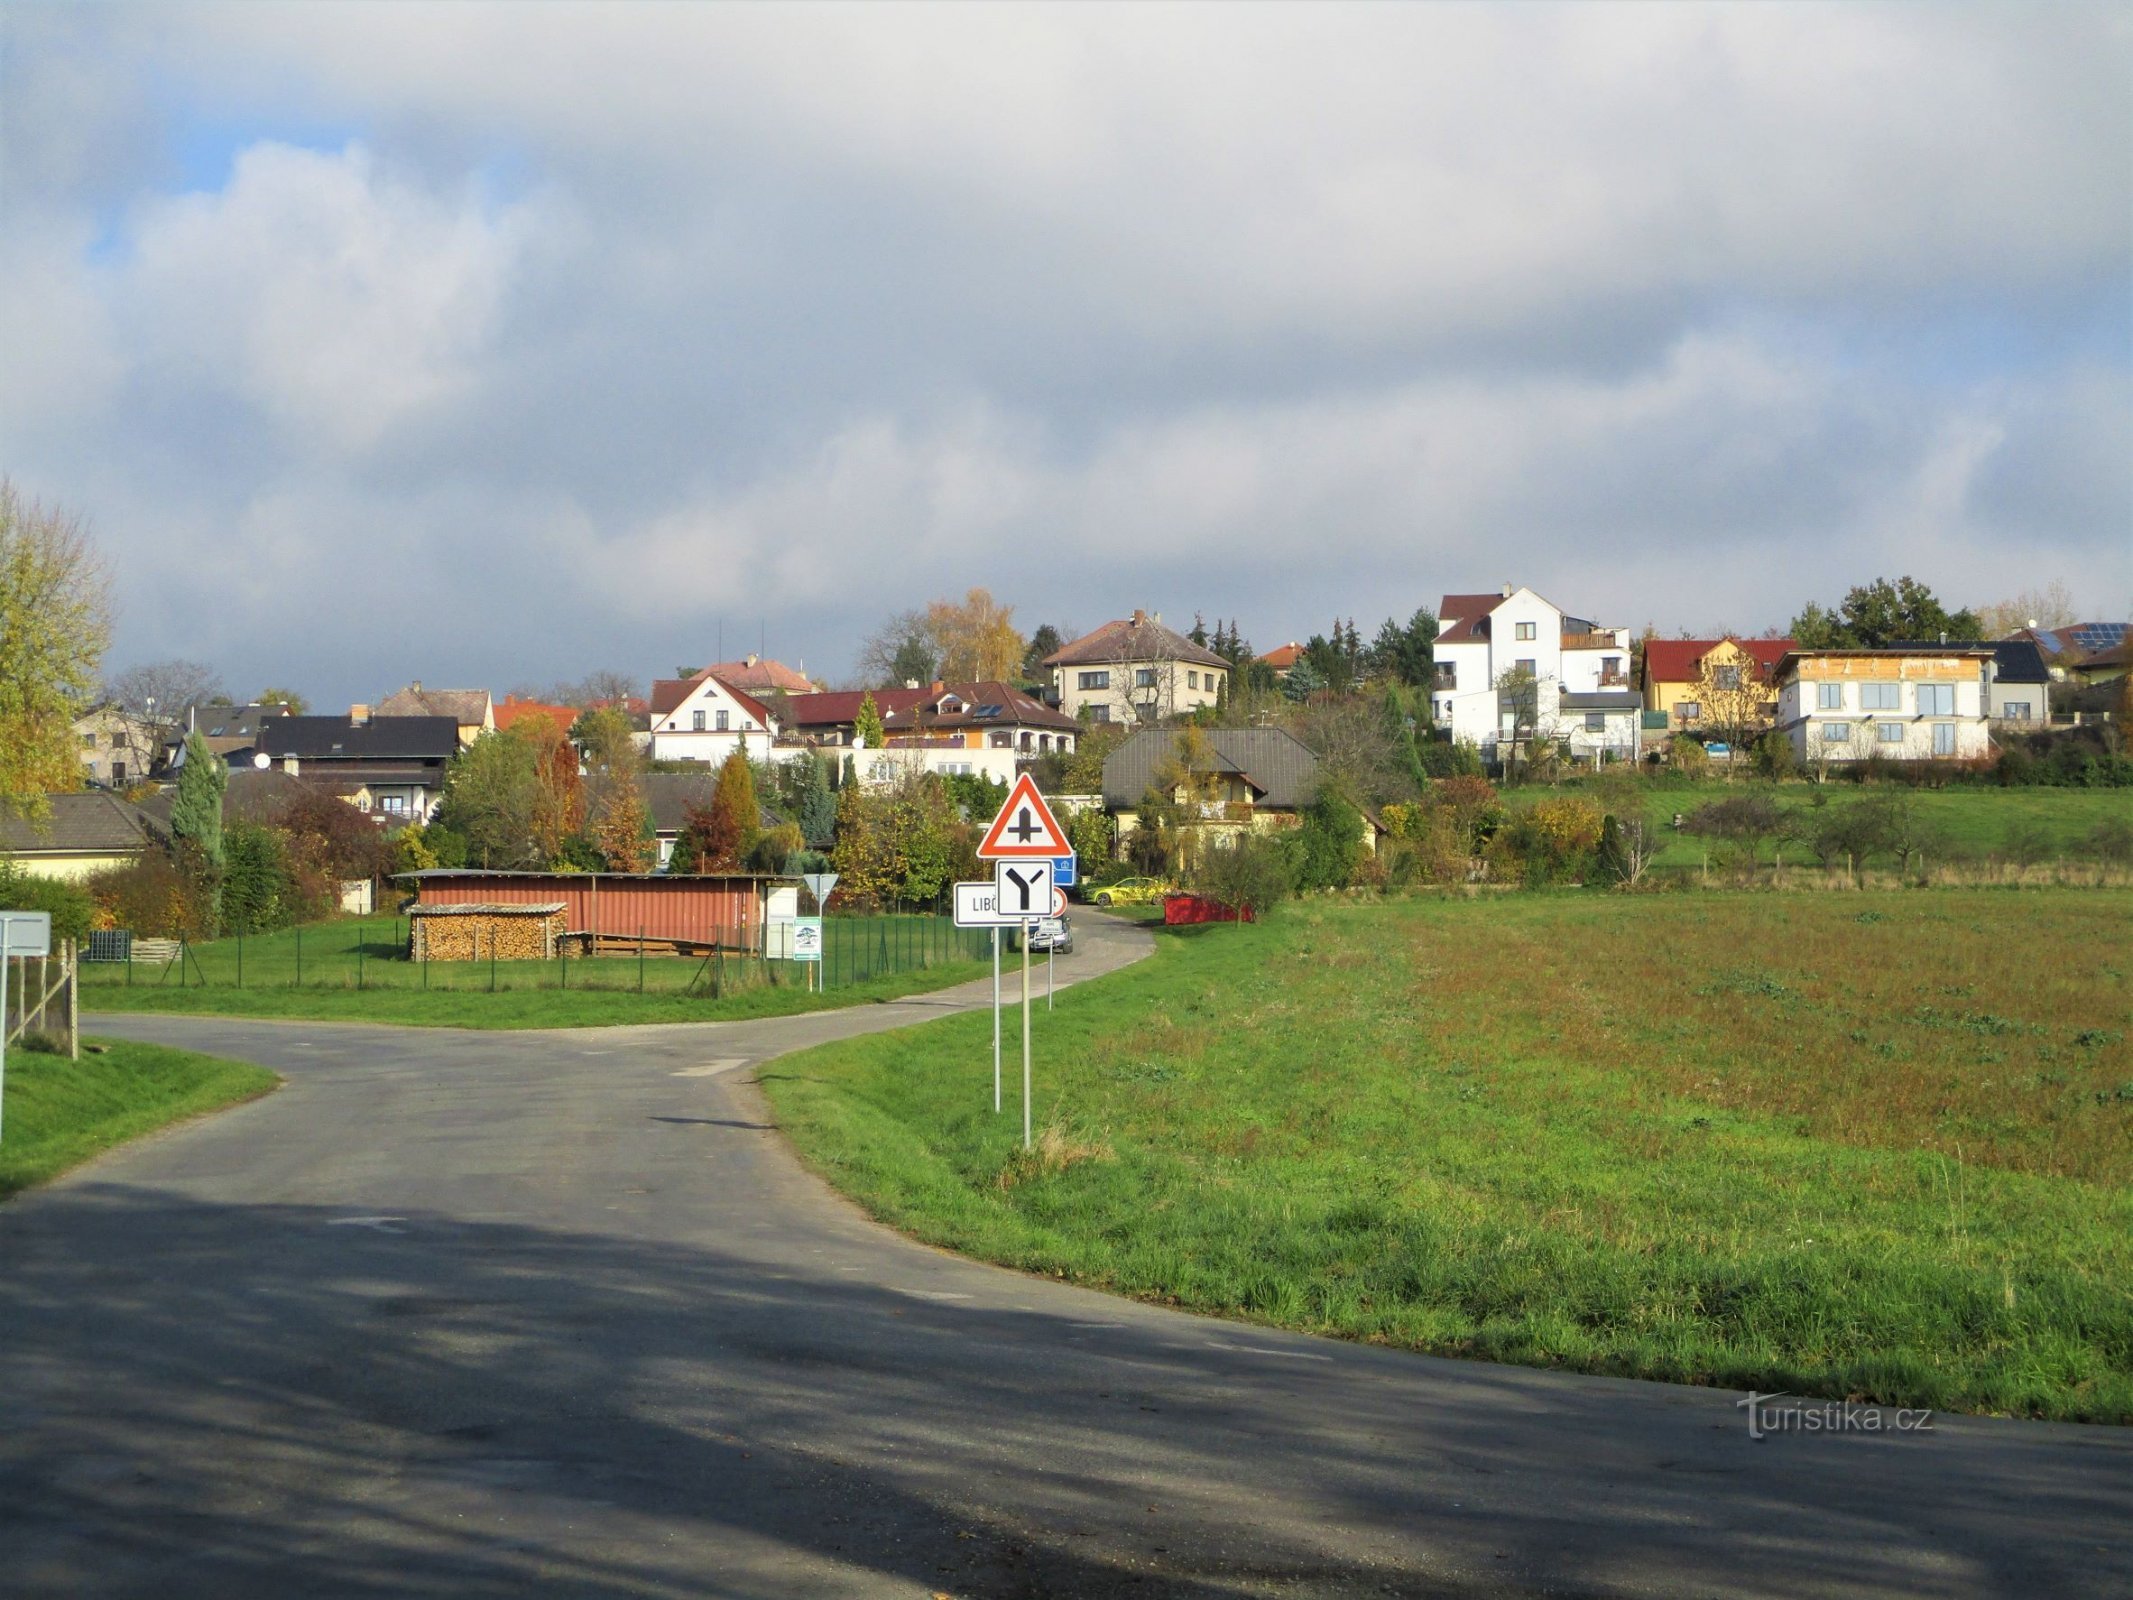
<box><xmin>1431</xmin><ymin>587</ymin><xmax>1639</xmax><ymax>765</ymax></box>
<box><xmin>1772</xmin><ymin>646</ymin><xmax>1994</xmax><ymax>764</ymax></box>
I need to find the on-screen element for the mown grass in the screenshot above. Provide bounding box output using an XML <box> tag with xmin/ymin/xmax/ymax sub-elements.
<box><xmin>79</xmin><ymin>915</ymin><xmax>989</xmax><ymax>1029</ymax></box>
<box><xmin>763</xmin><ymin>890</ymin><xmax>2133</xmax><ymax>1420</ymax></box>
<box><xmin>0</xmin><ymin>1038</ymin><xmax>278</xmax><ymax>1199</ymax></box>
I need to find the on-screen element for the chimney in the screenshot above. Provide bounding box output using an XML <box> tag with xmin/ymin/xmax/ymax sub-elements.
<box><xmin>410</xmin><ymin>680</ymin><xmax>421</xmax><ymax>692</ymax></box>
<box><xmin>930</xmin><ymin>679</ymin><xmax>946</xmax><ymax>695</ymax></box>
<box><xmin>350</xmin><ymin>703</ymin><xmax>371</xmax><ymax>727</ymax></box>
<box><xmin>1132</xmin><ymin>608</ymin><xmax>1148</xmax><ymax>625</ymax></box>
<box><xmin>1501</xmin><ymin>582</ymin><xmax>1514</xmax><ymax>598</ymax></box>
<box><xmin>746</xmin><ymin>653</ymin><xmax>759</xmax><ymax>667</ymax></box>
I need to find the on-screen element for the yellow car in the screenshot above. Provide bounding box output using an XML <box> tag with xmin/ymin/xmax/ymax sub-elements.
<box><xmin>1090</xmin><ymin>876</ymin><xmax>1170</xmax><ymax>907</ymax></box>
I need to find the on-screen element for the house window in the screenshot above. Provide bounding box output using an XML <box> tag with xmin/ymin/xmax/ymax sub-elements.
<box><xmin>1816</xmin><ymin>683</ymin><xmax>1843</xmax><ymax>710</ymax></box>
<box><xmin>692</xmin><ymin>710</ymin><xmax>706</xmax><ymax>731</ymax></box>
<box><xmin>1918</xmin><ymin>684</ymin><xmax>1955</xmax><ymax>716</ymax></box>
<box><xmin>1515</xmin><ymin>621</ymin><xmax>1536</xmax><ymax>641</ymax></box>
<box><xmin>111</xmin><ymin>760</ymin><xmax>126</xmax><ymax>784</ymax></box>
<box><xmin>1933</xmin><ymin>722</ymin><xmax>1956</xmax><ymax>756</ymax></box>
<box><xmin>1714</xmin><ymin>665</ymin><xmax>1742</xmax><ymax>691</ymax></box>
<box><xmin>1089</xmin><ymin>704</ymin><xmax>1111</xmax><ymax>723</ymax></box>
<box><xmin>1078</xmin><ymin>671</ymin><xmax>1110</xmax><ymax>691</ymax></box>
<box><xmin>1187</xmin><ymin>670</ymin><xmax>1199</xmax><ymax>690</ymax></box>
<box><xmin>381</xmin><ymin>794</ymin><xmax>408</xmax><ymax>815</ymax></box>
<box><xmin>1861</xmin><ymin>682</ymin><xmax>1901</xmax><ymax>711</ymax></box>
<box><xmin>81</xmin><ymin>731</ymin><xmax>97</xmax><ymax>747</ymax></box>
<box><xmin>989</xmin><ymin>731</ymin><xmax>1012</xmax><ymax>747</ymax></box>
<box><xmin>1135</xmin><ymin>667</ymin><xmax>1158</xmax><ymax>688</ymax></box>
<box><xmin>1601</xmin><ymin>656</ymin><xmax>1623</xmax><ymax>682</ymax></box>
<box><xmin>1585</xmin><ymin>712</ymin><xmax>1606</xmax><ymax>732</ymax></box>
<box><xmin>1434</xmin><ymin>663</ymin><xmax>1456</xmax><ymax>690</ymax></box>
<box><xmin>1821</xmin><ymin>723</ymin><xmax>1851</xmax><ymax>743</ymax></box>
<box><xmin>716</xmin><ymin>709</ymin><xmax>730</xmax><ymax>731</ymax></box>
<box><xmin>1515</xmin><ymin>658</ymin><xmax>1536</xmax><ymax>677</ymax></box>
<box><xmin>1876</xmin><ymin>722</ymin><xmax>1904</xmax><ymax>743</ymax></box>
<box><xmin>2002</xmin><ymin>701</ymin><xmax>2031</xmax><ymax>721</ymax></box>
<box><xmin>1673</xmin><ymin>700</ymin><xmax>1700</xmax><ymax>722</ymax></box>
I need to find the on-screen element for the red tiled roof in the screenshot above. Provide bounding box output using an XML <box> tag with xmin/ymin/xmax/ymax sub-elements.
<box><xmin>1258</xmin><ymin>642</ymin><xmax>1303</xmax><ymax>670</ymax></box>
<box><xmin>882</xmin><ymin>681</ymin><xmax>1078</xmax><ymax>734</ymax></box>
<box><xmin>1434</xmin><ymin>593</ymin><xmax>1506</xmax><ymax>645</ymax></box>
<box><xmin>1641</xmin><ymin>638</ymin><xmax>1795</xmax><ymax>685</ymax></box>
<box><xmin>1043</xmin><ymin>612</ymin><xmax>1227</xmax><ymax>670</ymax></box>
<box><xmin>781</xmin><ymin>687</ymin><xmax>931</xmax><ymax>728</ymax></box>
<box><xmin>493</xmin><ymin>696</ymin><xmax>578</xmax><ymax>736</ymax></box>
<box><xmin>699</xmin><ymin>656</ymin><xmax>817</xmax><ymax>694</ymax></box>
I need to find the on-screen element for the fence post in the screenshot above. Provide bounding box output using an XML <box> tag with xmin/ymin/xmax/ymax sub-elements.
<box><xmin>295</xmin><ymin>924</ymin><xmax>302</xmax><ymax>987</ymax></box>
<box><xmin>65</xmin><ymin>939</ymin><xmax>79</xmax><ymax>1059</ymax></box>
<box><xmin>357</xmin><ymin>919</ymin><xmax>365</xmax><ymax>990</ymax></box>
<box><xmin>638</xmin><ymin>927</ymin><xmax>646</xmax><ymax>994</ymax></box>
<box><xmin>490</xmin><ymin>937</ymin><xmax>497</xmax><ymax>993</ymax></box>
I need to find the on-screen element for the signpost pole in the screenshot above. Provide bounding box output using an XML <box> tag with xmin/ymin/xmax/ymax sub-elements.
<box><xmin>0</xmin><ymin>922</ymin><xmax>11</xmax><ymax>1147</ymax></box>
<box><xmin>1021</xmin><ymin>924</ymin><xmax>1033</xmax><ymax>1151</ymax></box>
<box><xmin>992</xmin><ymin>927</ymin><xmax>1001</xmax><ymax>1113</ymax></box>
<box><xmin>1048</xmin><ymin>941</ymin><xmax>1054</xmax><ymax>1011</ymax></box>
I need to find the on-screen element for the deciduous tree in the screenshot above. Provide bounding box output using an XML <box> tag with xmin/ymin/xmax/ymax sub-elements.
<box><xmin>0</xmin><ymin>480</ymin><xmax>111</xmax><ymax>815</ymax></box>
<box><xmin>925</xmin><ymin>587</ymin><xmax>1025</xmax><ymax>682</ymax></box>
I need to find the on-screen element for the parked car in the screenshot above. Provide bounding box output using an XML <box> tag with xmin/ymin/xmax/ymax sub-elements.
<box><xmin>1089</xmin><ymin>876</ymin><xmax>1168</xmax><ymax>907</ymax></box>
<box><xmin>1013</xmin><ymin>916</ymin><xmax>1073</xmax><ymax>954</ymax></box>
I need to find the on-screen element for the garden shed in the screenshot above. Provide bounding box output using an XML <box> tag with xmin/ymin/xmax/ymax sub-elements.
<box><xmin>395</xmin><ymin>871</ymin><xmax>794</xmax><ymax>956</ymax></box>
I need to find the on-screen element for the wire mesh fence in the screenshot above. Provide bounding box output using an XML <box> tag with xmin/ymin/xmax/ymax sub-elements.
<box><xmin>76</xmin><ymin>913</ymin><xmax>991</xmax><ymax>999</ymax></box>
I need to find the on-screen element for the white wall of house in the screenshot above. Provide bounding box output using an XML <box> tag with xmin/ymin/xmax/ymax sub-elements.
<box><xmin>1054</xmin><ymin>659</ymin><xmax>1226</xmax><ymax>724</ymax></box>
<box><xmin>1777</xmin><ymin>658</ymin><xmax>1991</xmax><ymax>762</ymax></box>
<box><xmin>648</xmin><ymin>676</ymin><xmax>786</xmax><ymax>765</ymax></box>
<box><xmin>857</xmin><ymin>744</ymin><xmax>1019</xmax><ymax>789</ymax></box>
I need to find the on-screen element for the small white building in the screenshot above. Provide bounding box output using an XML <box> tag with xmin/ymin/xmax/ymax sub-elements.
<box><xmin>1432</xmin><ymin>587</ymin><xmax>1638</xmax><ymax>765</ymax></box>
<box><xmin>1771</xmin><ymin>646</ymin><xmax>1994</xmax><ymax>764</ymax></box>
<box><xmin>857</xmin><ymin>738</ymin><xmax>1020</xmax><ymax>789</ymax></box>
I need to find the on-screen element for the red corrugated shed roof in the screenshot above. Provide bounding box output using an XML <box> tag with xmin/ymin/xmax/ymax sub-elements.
<box><xmin>1641</xmin><ymin>638</ymin><xmax>1795</xmax><ymax>683</ymax></box>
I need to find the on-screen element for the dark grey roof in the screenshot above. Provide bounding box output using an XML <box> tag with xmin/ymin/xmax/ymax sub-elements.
<box><xmin>260</xmin><ymin>716</ymin><xmax>459</xmax><ymax>761</ymax></box>
<box><xmin>174</xmin><ymin>702</ymin><xmax>293</xmax><ymax>741</ymax></box>
<box><xmin>1102</xmin><ymin>728</ymin><xmax>1321</xmax><ymax>810</ymax></box>
<box><xmin>638</xmin><ymin>772</ymin><xmax>717</xmax><ymax>834</ymax></box>
<box><xmin>1559</xmin><ymin>691</ymin><xmax>1642</xmax><ymax>710</ymax></box>
<box><xmin>1886</xmin><ymin>640</ymin><xmax>2049</xmax><ymax>685</ymax></box>
<box><xmin>135</xmin><ymin>768</ymin><xmax>314</xmax><ymax>829</ymax></box>
<box><xmin>0</xmin><ymin>792</ymin><xmax>164</xmax><ymax>855</ymax></box>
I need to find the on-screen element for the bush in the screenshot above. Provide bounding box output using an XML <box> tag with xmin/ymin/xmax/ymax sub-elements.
<box><xmin>1190</xmin><ymin>832</ymin><xmax>1294</xmax><ymax>914</ymax></box>
<box><xmin>0</xmin><ymin>859</ymin><xmax>97</xmax><ymax>944</ymax></box>
<box><xmin>83</xmin><ymin>851</ymin><xmax>196</xmax><ymax>938</ymax></box>
<box><xmin>1489</xmin><ymin>795</ymin><xmax>1604</xmax><ymax>885</ymax></box>
<box><xmin>221</xmin><ymin>821</ymin><xmax>298</xmax><ymax>935</ymax></box>
<box><xmin>2089</xmin><ymin>817</ymin><xmax>2133</xmax><ymax>867</ymax></box>
<box><xmin>1289</xmin><ymin>788</ymin><xmax>1365</xmax><ymax>891</ymax></box>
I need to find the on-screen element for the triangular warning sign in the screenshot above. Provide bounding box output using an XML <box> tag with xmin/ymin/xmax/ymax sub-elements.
<box><xmin>977</xmin><ymin>773</ymin><xmax>1073</xmax><ymax>858</ymax></box>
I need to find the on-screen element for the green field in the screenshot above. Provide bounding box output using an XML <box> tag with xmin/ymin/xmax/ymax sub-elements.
<box><xmin>1511</xmin><ymin>778</ymin><xmax>2129</xmax><ymax>876</ymax></box>
<box><xmin>764</xmin><ymin>890</ymin><xmax>2133</xmax><ymax>1420</ymax></box>
<box><xmin>0</xmin><ymin>1038</ymin><xmax>277</xmax><ymax>1199</ymax></box>
<box><xmin>79</xmin><ymin>913</ymin><xmax>989</xmax><ymax>1029</ymax></box>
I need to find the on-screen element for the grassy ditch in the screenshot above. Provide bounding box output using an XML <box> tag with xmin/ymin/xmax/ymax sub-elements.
<box><xmin>0</xmin><ymin>1038</ymin><xmax>278</xmax><ymax>1199</ymax></box>
<box><xmin>764</xmin><ymin>889</ymin><xmax>2133</xmax><ymax>1420</ymax></box>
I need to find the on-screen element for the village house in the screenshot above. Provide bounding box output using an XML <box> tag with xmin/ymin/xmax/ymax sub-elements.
<box><xmin>881</xmin><ymin>681</ymin><xmax>1079</xmax><ymax>761</ymax></box>
<box><xmin>1044</xmin><ymin>611</ymin><xmax>1229</xmax><ymax>724</ymax></box>
<box><xmin>1433</xmin><ymin>587</ymin><xmax>1639</xmax><ymax>765</ymax></box>
<box><xmin>259</xmin><ymin>709</ymin><xmax>460</xmax><ymax>820</ymax></box>
<box><xmin>376</xmin><ymin>684</ymin><xmax>495</xmax><ymax>748</ymax></box>
<box><xmin>1771</xmin><ymin>644</ymin><xmax>1994</xmax><ymax>765</ymax></box>
<box><xmin>779</xmin><ymin>687</ymin><xmax>932</xmax><ymax>748</ymax></box>
<box><xmin>71</xmin><ymin>703</ymin><xmax>160</xmax><ymax>787</ymax></box>
<box><xmin>1100</xmin><ymin>728</ymin><xmax>1380</xmax><ymax>856</ymax></box>
<box><xmin>1638</xmin><ymin>638</ymin><xmax>1794</xmax><ymax>740</ymax></box>
<box><xmin>646</xmin><ymin>669</ymin><xmax>805</xmax><ymax>766</ymax></box>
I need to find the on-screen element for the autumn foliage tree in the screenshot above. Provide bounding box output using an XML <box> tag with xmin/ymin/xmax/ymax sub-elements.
<box><xmin>0</xmin><ymin>479</ymin><xmax>111</xmax><ymax>816</ymax></box>
<box><xmin>673</xmin><ymin>750</ymin><xmax>759</xmax><ymax>873</ymax></box>
<box><xmin>925</xmin><ymin>587</ymin><xmax>1026</xmax><ymax>681</ymax></box>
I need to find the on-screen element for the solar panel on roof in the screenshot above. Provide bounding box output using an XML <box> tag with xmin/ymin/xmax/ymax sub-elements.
<box><xmin>973</xmin><ymin>704</ymin><xmax>1003</xmax><ymax>718</ymax></box>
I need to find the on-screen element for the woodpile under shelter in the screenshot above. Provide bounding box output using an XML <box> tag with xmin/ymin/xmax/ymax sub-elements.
<box><xmin>408</xmin><ymin>902</ymin><xmax>566</xmax><ymax>963</ymax></box>
<box><xmin>395</xmin><ymin>871</ymin><xmax>795</xmax><ymax>957</ymax></box>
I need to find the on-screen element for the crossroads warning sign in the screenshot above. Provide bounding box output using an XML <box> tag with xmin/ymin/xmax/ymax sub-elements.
<box><xmin>976</xmin><ymin>773</ymin><xmax>1072</xmax><ymax>859</ymax></box>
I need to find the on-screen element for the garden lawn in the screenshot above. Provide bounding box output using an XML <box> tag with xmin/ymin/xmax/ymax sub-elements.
<box><xmin>0</xmin><ymin>1038</ymin><xmax>277</xmax><ymax>1199</ymax></box>
<box><xmin>764</xmin><ymin>889</ymin><xmax>2133</xmax><ymax>1421</ymax></box>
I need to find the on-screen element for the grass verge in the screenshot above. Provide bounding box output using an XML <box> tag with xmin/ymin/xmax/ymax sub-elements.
<box><xmin>763</xmin><ymin>889</ymin><xmax>2133</xmax><ymax>1421</ymax></box>
<box><xmin>83</xmin><ymin>956</ymin><xmax>989</xmax><ymax>1029</ymax></box>
<box><xmin>0</xmin><ymin>1038</ymin><xmax>278</xmax><ymax>1199</ymax></box>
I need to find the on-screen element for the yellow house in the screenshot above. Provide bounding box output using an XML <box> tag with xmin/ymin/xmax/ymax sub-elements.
<box><xmin>1638</xmin><ymin>637</ymin><xmax>1794</xmax><ymax>734</ymax></box>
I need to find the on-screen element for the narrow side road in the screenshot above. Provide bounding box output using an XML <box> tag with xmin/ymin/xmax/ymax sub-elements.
<box><xmin>1</xmin><ymin>912</ymin><xmax>2125</xmax><ymax>1598</ymax></box>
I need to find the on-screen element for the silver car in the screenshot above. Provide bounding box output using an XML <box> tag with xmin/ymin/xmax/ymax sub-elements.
<box><xmin>1014</xmin><ymin>916</ymin><xmax>1073</xmax><ymax>954</ymax></box>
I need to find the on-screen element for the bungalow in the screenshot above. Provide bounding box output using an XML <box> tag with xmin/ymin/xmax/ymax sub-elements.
<box><xmin>1771</xmin><ymin>645</ymin><xmax>1994</xmax><ymax>765</ymax></box>
<box><xmin>259</xmin><ymin>710</ymin><xmax>459</xmax><ymax>820</ymax></box>
<box><xmin>0</xmin><ymin>792</ymin><xmax>166</xmax><ymax>881</ymax></box>
<box><xmin>1044</xmin><ymin>611</ymin><xmax>1230</xmax><ymax>724</ymax></box>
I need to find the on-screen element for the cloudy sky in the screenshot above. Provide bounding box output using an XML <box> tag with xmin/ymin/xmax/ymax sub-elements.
<box><xmin>3</xmin><ymin>3</ymin><xmax>2127</xmax><ymax>705</ymax></box>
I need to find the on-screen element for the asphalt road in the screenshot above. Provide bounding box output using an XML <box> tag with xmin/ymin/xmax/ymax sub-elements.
<box><xmin>4</xmin><ymin>912</ymin><xmax>2127</xmax><ymax>1598</ymax></box>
